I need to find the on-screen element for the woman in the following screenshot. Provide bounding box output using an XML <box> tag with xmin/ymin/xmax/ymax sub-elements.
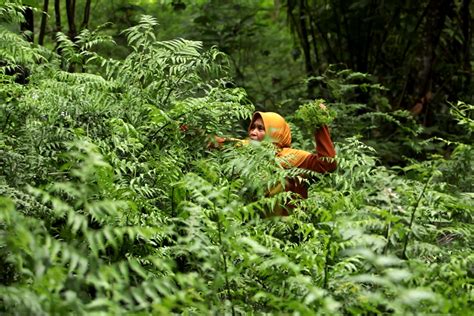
<box><xmin>215</xmin><ymin>109</ymin><xmax>337</xmax><ymax>215</ymax></box>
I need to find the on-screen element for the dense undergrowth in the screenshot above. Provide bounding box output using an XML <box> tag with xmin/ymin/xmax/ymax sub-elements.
<box><xmin>1</xmin><ymin>11</ymin><xmax>473</xmax><ymax>315</ymax></box>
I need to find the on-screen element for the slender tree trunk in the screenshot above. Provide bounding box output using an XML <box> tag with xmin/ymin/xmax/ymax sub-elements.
<box><xmin>306</xmin><ymin>5</ymin><xmax>321</xmax><ymax>69</ymax></box>
<box><xmin>461</xmin><ymin>0</ymin><xmax>472</xmax><ymax>92</ymax></box>
<box><xmin>287</xmin><ymin>0</ymin><xmax>315</xmax><ymax>96</ymax></box>
<box><xmin>64</xmin><ymin>0</ymin><xmax>78</xmax><ymax>72</ymax></box>
<box><xmin>338</xmin><ymin>0</ymin><xmax>355</xmax><ymax>69</ymax></box>
<box><xmin>273</xmin><ymin>0</ymin><xmax>281</xmax><ymax>21</ymax></box>
<box><xmin>298</xmin><ymin>0</ymin><xmax>316</xmax><ymax>96</ymax></box>
<box><xmin>82</xmin><ymin>0</ymin><xmax>92</xmax><ymax>29</ymax></box>
<box><xmin>400</xmin><ymin>2</ymin><xmax>431</xmax><ymax>65</ymax></box>
<box><xmin>298</xmin><ymin>0</ymin><xmax>312</xmax><ymax>72</ymax></box>
<box><xmin>287</xmin><ymin>1</ymin><xmax>302</xmax><ymax>43</ymax></box>
<box><xmin>372</xmin><ymin>5</ymin><xmax>402</xmax><ymax>73</ymax></box>
<box><xmin>314</xmin><ymin>20</ymin><xmax>337</xmax><ymax>64</ymax></box>
<box><xmin>39</xmin><ymin>0</ymin><xmax>50</xmax><ymax>45</ymax></box>
<box><xmin>54</xmin><ymin>0</ymin><xmax>61</xmax><ymax>34</ymax></box>
<box><xmin>397</xmin><ymin>2</ymin><xmax>432</xmax><ymax>108</ymax></box>
<box><xmin>361</xmin><ymin>0</ymin><xmax>377</xmax><ymax>73</ymax></box>
<box><xmin>53</xmin><ymin>0</ymin><xmax>64</xmax><ymax>66</ymax></box>
<box><xmin>416</xmin><ymin>0</ymin><xmax>451</xmax><ymax>96</ymax></box>
<box><xmin>414</xmin><ymin>0</ymin><xmax>452</xmax><ymax>125</ymax></box>
<box><xmin>65</xmin><ymin>0</ymin><xmax>77</xmax><ymax>41</ymax></box>
<box><xmin>20</xmin><ymin>7</ymin><xmax>34</xmax><ymax>43</ymax></box>
<box><xmin>331</xmin><ymin>0</ymin><xmax>344</xmax><ymax>64</ymax></box>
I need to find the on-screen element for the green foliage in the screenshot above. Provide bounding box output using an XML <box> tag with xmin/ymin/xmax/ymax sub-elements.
<box><xmin>0</xmin><ymin>14</ymin><xmax>472</xmax><ymax>315</ymax></box>
<box><xmin>0</xmin><ymin>1</ymin><xmax>26</xmax><ymax>25</ymax></box>
<box><xmin>187</xmin><ymin>0</ymin><xmax>306</xmax><ymax>109</ymax></box>
<box><xmin>295</xmin><ymin>99</ymin><xmax>336</xmax><ymax>130</ymax></box>
<box><xmin>450</xmin><ymin>100</ymin><xmax>474</xmax><ymax>134</ymax></box>
<box><xmin>290</xmin><ymin>66</ymin><xmax>424</xmax><ymax>164</ymax></box>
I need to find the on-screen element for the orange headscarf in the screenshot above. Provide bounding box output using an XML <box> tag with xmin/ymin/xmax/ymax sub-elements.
<box><xmin>249</xmin><ymin>112</ymin><xmax>310</xmax><ymax>168</ymax></box>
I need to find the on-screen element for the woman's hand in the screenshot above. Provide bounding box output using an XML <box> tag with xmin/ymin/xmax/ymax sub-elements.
<box><xmin>295</xmin><ymin>99</ymin><xmax>335</xmax><ymax>129</ymax></box>
<box><xmin>207</xmin><ymin>135</ymin><xmax>226</xmax><ymax>149</ymax></box>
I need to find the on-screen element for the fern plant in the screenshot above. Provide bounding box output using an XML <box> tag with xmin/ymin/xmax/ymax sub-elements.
<box><xmin>0</xmin><ymin>11</ymin><xmax>472</xmax><ymax>315</ymax></box>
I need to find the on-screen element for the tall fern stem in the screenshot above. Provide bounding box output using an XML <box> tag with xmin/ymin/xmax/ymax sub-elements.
<box><xmin>401</xmin><ymin>173</ymin><xmax>434</xmax><ymax>259</ymax></box>
<box><xmin>215</xmin><ymin>205</ymin><xmax>235</xmax><ymax>316</ymax></box>
<box><xmin>322</xmin><ymin>226</ymin><xmax>335</xmax><ymax>289</ymax></box>
<box><xmin>383</xmin><ymin>194</ymin><xmax>395</xmax><ymax>254</ymax></box>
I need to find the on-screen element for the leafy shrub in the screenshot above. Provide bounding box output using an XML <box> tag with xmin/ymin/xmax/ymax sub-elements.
<box><xmin>1</xmin><ymin>8</ymin><xmax>472</xmax><ymax>315</ymax></box>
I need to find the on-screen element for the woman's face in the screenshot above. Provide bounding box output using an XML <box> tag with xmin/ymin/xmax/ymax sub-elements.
<box><xmin>249</xmin><ymin>117</ymin><xmax>266</xmax><ymax>141</ymax></box>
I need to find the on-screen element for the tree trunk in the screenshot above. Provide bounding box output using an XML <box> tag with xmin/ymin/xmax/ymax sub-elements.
<box><xmin>337</xmin><ymin>0</ymin><xmax>355</xmax><ymax>69</ymax></box>
<box><xmin>82</xmin><ymin>0</ymin><xmax>92</xmax><ymax>29</ymax></box>
<box><xmin>65</xmin><ymin>0</ymin><xmax>77</xmax><ymax>41</ymax></box>
<box><xmin>273</xmin><ymin>0</ymin><xmax>280</xmax><ymax>20</ymax></box>
<box><xmin>39</xmin><ymin>0</ymin><xmax>50</xmax><ymax>45</ymax></box>
<box><xmin>461</xmin><ymin>0</ymin><xmax>472</xmax><ymax>92</ymax></box>
<box><xmin>372</xmin><ymin>5</ymin><xmax>402</xmax><ymax>74</ymax></box>
<box><xmin>308</xmin><ymin>17</ymin><xmax>320</xmax><ymax>68</ymax></box>
<box><xmin>298</xmin><ymin>0</ymin><xmax>314</xmax><ymax>75</ymax></box>
<box><xmin>287</xmin><ymin>0</ymin><xmax>316</xmax><ymax>96</ymax></box>
<box><xmin>415</xmin><ymin>0</ymin><xmax>451</xmax><ymax>95</ymax></box>
<box><xmin>20</xmin><ymin>6</ymin><xmax>34</xmax><ymax>43</ymax></box>
<box><xmin>361</xmin><ymin>0</ymin><xmax>377</xmax><ymax>73</ymax></box>
<box><xmin>54</xmin><ymin>0</ymin><xmax>62</xmax><ymax>34</ymax></box>
<box><xmin>314</xmin><ymin>19</ymin><xmax>338</xmax><ymax>65</ymax></box>
<box><xmin>415</xmin><ymin>0</ymin><xmax>452</xmax><ymax>125</ymax></box>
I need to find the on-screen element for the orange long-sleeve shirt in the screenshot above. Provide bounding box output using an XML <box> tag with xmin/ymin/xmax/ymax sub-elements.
<box><xmin>298</xmin><ymin>125</ymin><xmax>337</xmax><ymax>172</ymax></box>
<box><xmin>283</xmin><ymin>125</ymin><xmax>337</xmax><ymax>200</ymax></box>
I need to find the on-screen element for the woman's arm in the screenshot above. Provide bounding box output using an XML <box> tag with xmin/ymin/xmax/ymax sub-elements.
<box><xmin>298</xmin><ymin>125</ymin><xmax>337</xmax><ymax>173</ymax></box>
<box><xmin>207</xmin><ymin>136</ymin><xmax>247</xmax><ymax>149</ymax></box>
